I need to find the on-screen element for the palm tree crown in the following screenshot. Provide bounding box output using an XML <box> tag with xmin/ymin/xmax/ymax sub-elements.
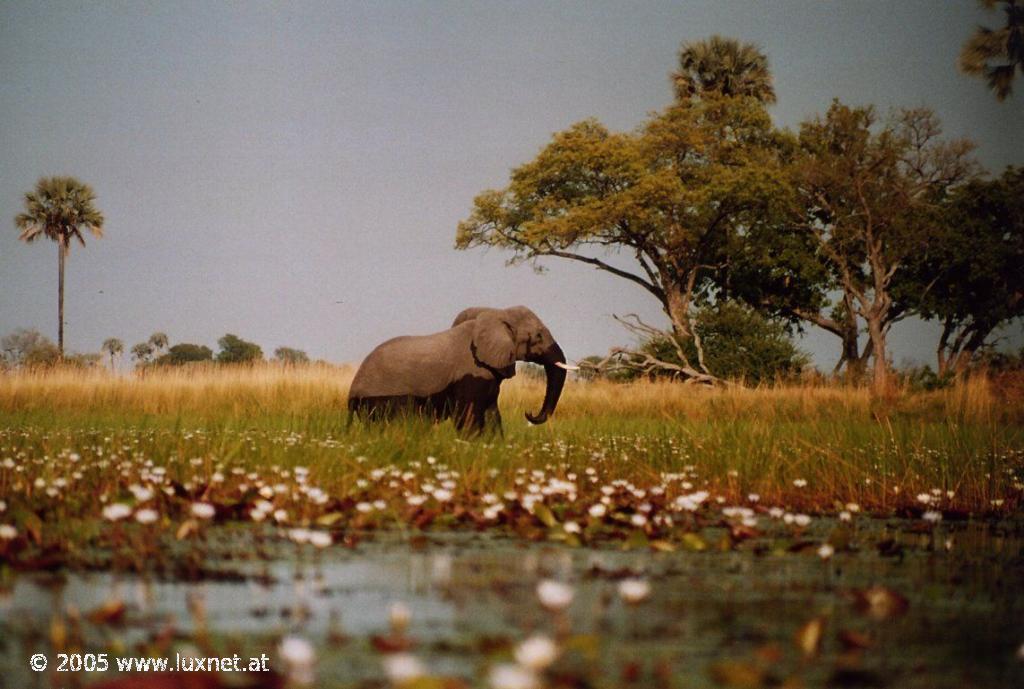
<box><xmin>15</xmin><ymin>176</ymin><xmax>104</xmax><ymax>247</ymax></box>
<box><xmin>959</xmin><ymin>0</ymin><xmax>1024</xmax><ymax>101</ymax></box>
<box><xmin>672</xmin><ymin>35</ymin><xmax>776</xmax><ymax>104</ymax></box>
<box><xmin>14</xmin><ymin>176</ymin><xmax>105</xmax><ymax>355</ymax></box>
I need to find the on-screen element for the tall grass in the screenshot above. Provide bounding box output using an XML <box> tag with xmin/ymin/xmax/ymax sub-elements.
<box><xmin>1</xmin><ymin>364</ymin><xmax>1021</xmax><ymax>513</ymax></box>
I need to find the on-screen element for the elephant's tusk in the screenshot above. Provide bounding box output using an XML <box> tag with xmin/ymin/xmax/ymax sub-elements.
<box><xmin>554</xmin><ymin>362</ymin><xmax>579</xmax><ymax>371</ymax></box>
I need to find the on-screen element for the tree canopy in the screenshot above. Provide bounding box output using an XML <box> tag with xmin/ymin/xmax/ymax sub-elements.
<box><xmin>457</xmin><ymin>94</ymin><xmax>791</xmax><ymax>382</ymax></box>
<box><xmin>216</xmin><ymin>334</ymin><xmax>263</xmax><ymax>364</ymax></box>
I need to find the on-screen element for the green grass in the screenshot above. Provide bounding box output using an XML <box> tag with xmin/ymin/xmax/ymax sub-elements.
<box><xmin>0</xmin><ymin>365</ymin><xmax>1021</xmax><ymax>571</ymax></box>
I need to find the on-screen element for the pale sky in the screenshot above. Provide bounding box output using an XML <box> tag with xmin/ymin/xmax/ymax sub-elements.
<box><xmin>1</xmin><ymin>1</ymin><xmax>1021</xmax><ymax>369</ymax></box>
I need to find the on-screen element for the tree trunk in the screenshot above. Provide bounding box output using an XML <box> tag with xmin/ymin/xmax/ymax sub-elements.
<box><xmin>866</xmin><ymin>316</ymin><xmax>889</xmax><ymax>393</ymax></box>
<box><xmin>57</xmin><ymin>240</ymin><xmax>66</xmax><ymax>358</ymax></box>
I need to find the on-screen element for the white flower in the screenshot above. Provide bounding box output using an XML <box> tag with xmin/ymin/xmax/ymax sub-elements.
<box><xmin>564</xmin><ymin>520</ymin><xmax>581</xmax><ymax>534</ymax></box>
<box><xmin>383</xmin><ymin>653</ymin><xmax>425</xmax><ymax>685</ymax></box>
<box><xmin>0</xmin><ymin>499</ymin><xmax>6</xmax><ymax>512</ymax></box>
<box><xmin>432</xmin><ymin>488</ymin><xmax>452</xmax><ymax>502</ymax></box>
<box><xmin>916</xmin><ymin>493</ymin><xmax>933</xmax><ymax>505</ymax></box>
<box><xmin>618</xmin><ymin>578</ymin><xmax>651</xmax><ymax>604</ymax></box>
<box><xmin>309</xmin><ymin>531</ymin><xmax>332</xmax><ymax>548</ymax></box>
<box><xmin>278</xmin><ymin>635</ymin><xmax>315</xmax><ymax>684</ymax></box>
<box><xmin>389</xmin><ymin>601</ymin><xmax>411</xmax><ymax>633</ymax></box>
<box><xmin>489</xmin><ymin>663</ymin><xmax>538</xmax><ymax>689</ymax></box>
<box><xmin>793</xmin><ymin>514</ymin><xmax>811</xmax><ymax>527</ymax></box>
<box><xmin>273</xmin><ymin>509</ymin><xmax>289</xmax><ymax>523</ymax></box>
<box><xmin>289</xmin><ymin>528</ymin><xmax>312</xmax><ymax>544</ymax></box>
<box><xmin>817</xmin><ymin>543</ymin><xmax>835</xmax><ymax>560</ymax></box>
<box><xmin>838</xmin><ymin>510</ymin><xmax>852</xmax><ymax>522</ymax></box>
<box><xmin>536</xmin><ymin>579</ymin><xmax>574</xmax><ymax>611</ymax></box>
<box><xmin>514</xmin><ymin>635</ymin><xmax>558</xmax><ymax>670</ymax></box>
<box><xmin>102</xmin><ymin>503</ymin><xmax>132</xmax><ymax>521</ymax></box>
<box><xmin>922</xmin><ymin>510</ymin><xmax>942</xmax><ymax>523</ymax></box>
<box><xmin>0</xmin><ymin>524</ymin><xmax>16</xmax><ymax>540</ymax></box>
<box><xmin>130</xmin><ymin>485</ymin><xmax>154</xmax><ymax>502</ymax></box>
<box><xmin>356</xmin><ymin>502</ymin><xmax>373</xmax><ymax>513</ymax></box>
<box><xmin>588</xmin><ymin>503</ymin><xmax>606</xmax><ymax>518</ymax></box>
<box><xmin>793</xmin><ymin>479</ymin><xmax>808</xmax><ymax>488</ymax></box>
<box><xmin>747</xmin><ymin>493</ymin><xmax>760</xmax><ymax>503</ymax></box>
<box><xmin>191</xmin><ymin>502</ymin><xmax>216</xmax><ymax>520</ymax></box>
<box><xmin>630</xmin><ymin>513</ymin><xmax>648</xmax><ymax>527</ymax></box>
<box><xmin>134</xmin><ymin>508</ymin><xmax>159</xmax><ymax>525</ymax></box>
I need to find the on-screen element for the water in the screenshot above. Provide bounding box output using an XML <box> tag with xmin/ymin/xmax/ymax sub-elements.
<box><xmin>1</xmin><ymin>520</ymin><xmax>1022</xmax><ymax>688</ymax></box>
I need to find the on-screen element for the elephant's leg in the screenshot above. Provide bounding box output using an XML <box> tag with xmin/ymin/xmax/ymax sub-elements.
<box><xmin>484</xmin><ymin>404</ymin><xmax>503</xmax><ymax>436</ymax></box>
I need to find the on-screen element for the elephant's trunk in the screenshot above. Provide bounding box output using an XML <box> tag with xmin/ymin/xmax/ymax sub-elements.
<box><xmin>525</xmin><ymin>342</ymin><xmax>567</xmax><ymax>425</ymax></box>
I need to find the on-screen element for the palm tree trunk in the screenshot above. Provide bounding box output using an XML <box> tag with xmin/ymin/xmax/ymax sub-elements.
<box><xmin>58</xmin><ymin>240</ymin><xmax>66</xmax><ymax>358</ymax></box>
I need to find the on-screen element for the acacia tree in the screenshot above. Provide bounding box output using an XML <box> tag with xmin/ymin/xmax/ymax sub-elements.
<box><xmin>897</xmin><ymin>167</ymin><xmax>1024</xmax><ymax>375</ymax></box>
<box><xmin>457</xmin><ymin>95</ymin><xmax>791</xmax><ymax>382</ymax></box>
<box><xmin>960</xmin><ymin>0</ymin><xmax>1024</xmax><ymax>101</ymax></box>
<box><xmin>786</xmin><ymin>102</ymin><xmax>976</xmax><ymax>390</ymax></box>
<box><xmin>14</xmin><ymin>177</ymin><xmax>105</xmax><ymax>356</ymax></box>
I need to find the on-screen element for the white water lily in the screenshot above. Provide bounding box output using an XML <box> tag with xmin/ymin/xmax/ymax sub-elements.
<box><xmin>618</xmin><ymin>578</ymin><xmax>651</xmax><ymax>604</ymax></box>
<box><xmin>489</xmin><ymin>663</ymin><xmax>538</xmax><ymax>689</ymax></box>
<box><xmin>817</xmin><ymin>543</ymin><xmax>835</xmax><ymax>560</ymax></box>
<box><xmin>514</xmin><ymin>634</ymin><xmax>558</xmax><ymax>670</ymax></box>
<box><xmin>309</xmin><ymin>531</ymin><xmax>332</xmax><ymax>548</ymax></box>
<box><xmin>0</xmin><ymin>524</ymin><xmax>16</xmax><ymax>540</ymax></box>
<box><xmin>279</xmin><ymin>635</ymin><xmax>315</xmax><ymax>685</ymax></box>
<box><xmin>536</xmin><ymin>579</ymin><xmax>574</xmax><ymax>611</ymax></box>
<box><xmin>134</xmin><ymin>508</ymin><xmax>159</xmax><ymax>525</ymax></box>
<box><xmin>389</xmin><ymin>601</ymin><xmax>411</xmax><ymax>633</ymax></box>
<box><xmin>190</xmin><ymin>502</ymin><xmax>216</xmax><ymax>520</ymax></box>
<box><xmin>383</xmin><ymin>653</ymin><xmax>425</xmax><ymax>685</ymax></box>
<box><xmin>102</xmin><ymin>503</ymin><xmax>132</xmax><ymax>521</ymax></box>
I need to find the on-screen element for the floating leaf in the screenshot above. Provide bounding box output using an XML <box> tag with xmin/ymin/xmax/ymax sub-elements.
<box><xmin>176</xmin><ymin>520</ymin><xmax>198</xmax><ymax>540</ymax></box>
<box><xmin>316</xmin><ymin>512</ymin><xmax>345</xmax><ymax>526</ymax></box>
<box><xmin>650</xmin><ymin>539</ymin><xmax>676</xmax><ymax>552</ymax></box>
<box><xmin>534</xmin><ymin>504</ymin><xmax>557</xmax><ymax>528</ymax></box>
<box><xmin>851</xmin><ymin>586</ymin><xmax>909</xmax><ymax>620</ymax></box>
<box><xmin>86</xmin><ymin>598</ymin><xmax>126</xmax><ymax>626</ymax></box>
<box><xmin>795</xmin><ymin>617</ymin><xmax>824</xmax><ymax>658</ymax></box>
<box><xmin>708</xmin><ymin>660</ymin><xmax>764</xmax><ymax>688</ymax></box>
<box><xmin>681</xmin><ymin>532</ymin><xmax>708</xmax><ymax>551</ymax></box>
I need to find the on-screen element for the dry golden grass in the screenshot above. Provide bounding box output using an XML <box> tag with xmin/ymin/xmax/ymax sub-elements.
<box><xmin>0</xmin><ymin>363</ymin><xmax>1017</xmax><ymax>425</ymax></box>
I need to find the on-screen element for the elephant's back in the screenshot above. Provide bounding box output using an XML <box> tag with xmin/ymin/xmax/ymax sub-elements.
<box><xmin>349</xmin><ymin>331</ymin><xmax>460</xmax><ymax>399</ymax></box>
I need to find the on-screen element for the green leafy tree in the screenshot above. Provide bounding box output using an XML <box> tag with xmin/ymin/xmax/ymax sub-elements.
<box><xmin>154</xmin><ymin>343</ymin><xmax>214</xmax><ymax>366</ymax></box>
<box><xmin>273</xmin><ymin>346</ymin><xmax>310</xmax><ymax>365</ymax></box>
<box><xmin>672</xmin><ymin>35</ymin><xmax>776</xmax><ymax>103</ymax></box>
<box><xmin>784</xmin><ymin>103</ymin><xmax>975</xmax><ymax>389</ymax></box>
<box><xmin>1</xmin><ymin>329</ymin><xmax>60</xmax><ymax>368</ymax></box>
<box><xmin>960</xmin><ymin>0</ymin><xmax>1024</xmax><ymax>101</ymax></box>
<box><xmin>14</xmin><ymin>177</ymin><xmax>105</xmax><ymax>356</ymax></box>
<box><xmin>101</xmin><ymin>338</ymin><xmax>123</xmax><ymax>372</ymax></box>
<box><xmin>458</xmin><ymin>94</ymin><xmax>791</xmax><ymax>383</ymax></box>
<box><xmin>216</xmin><ymin>334</ymin><xmax>263</xmax><ymax>364</ymax></box>
<box><xmin>897</xmin><ymin>167</ymin><xmax>1024</xmax><ymax>375</ymax></box>
<box><xmin>625</xmin><ymin>301</ymin><xmax>809</xmax><ymax>384</ymax></box>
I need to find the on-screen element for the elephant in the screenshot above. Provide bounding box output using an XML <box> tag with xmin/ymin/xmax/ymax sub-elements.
<box><xmin>347</xmin><ymin>305</ymin><xmax>575</xmax><ymax>433</ymax></box>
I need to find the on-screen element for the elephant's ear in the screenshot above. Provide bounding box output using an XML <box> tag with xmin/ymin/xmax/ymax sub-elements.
<box><xmin>471</xmin><ymin>315</ymin><xmax>516</xmax><ymax>376</ymax></box>
<box><xmin>452</xmin><ymin>306</ymin><xmax>490</xmax><ymax>328</ymax></box>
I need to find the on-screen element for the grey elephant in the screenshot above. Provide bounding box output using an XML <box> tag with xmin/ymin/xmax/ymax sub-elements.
<box><xmin>347</xmin><ymin>305</ymin><xmax>575</xmax><ymax>433</ymax></box>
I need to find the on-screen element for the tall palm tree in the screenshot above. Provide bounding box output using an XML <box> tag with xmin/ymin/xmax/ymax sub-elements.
<box><xmin>102</xmin><ymin>338</ymin><xmax>123</xmax><ymax>372</ymax></box>
<box><xmin>148</xmin><ymin>332</ymin><xmax>169</xmax><ymax>353</ymax></box>
<box><xmin>14</xmin><ymin>177</ymin><xmax>105</xmax><ymax>356</ymax></box>
<box><xmin>672</xmin><ymin>35</ymin><xmax>776</xmax><ymax>103</ymax></box>
<box><xmin>960</xmin><ymin>0</ymin><xmax>1024</xmax><ymax>101</ymax></box>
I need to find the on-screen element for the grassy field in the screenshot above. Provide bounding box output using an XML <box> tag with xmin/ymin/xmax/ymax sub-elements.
<box><xmin>0</xmin><ymin>364</ymin><xmax>1022</xmax><ymax>569</ymax></box>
